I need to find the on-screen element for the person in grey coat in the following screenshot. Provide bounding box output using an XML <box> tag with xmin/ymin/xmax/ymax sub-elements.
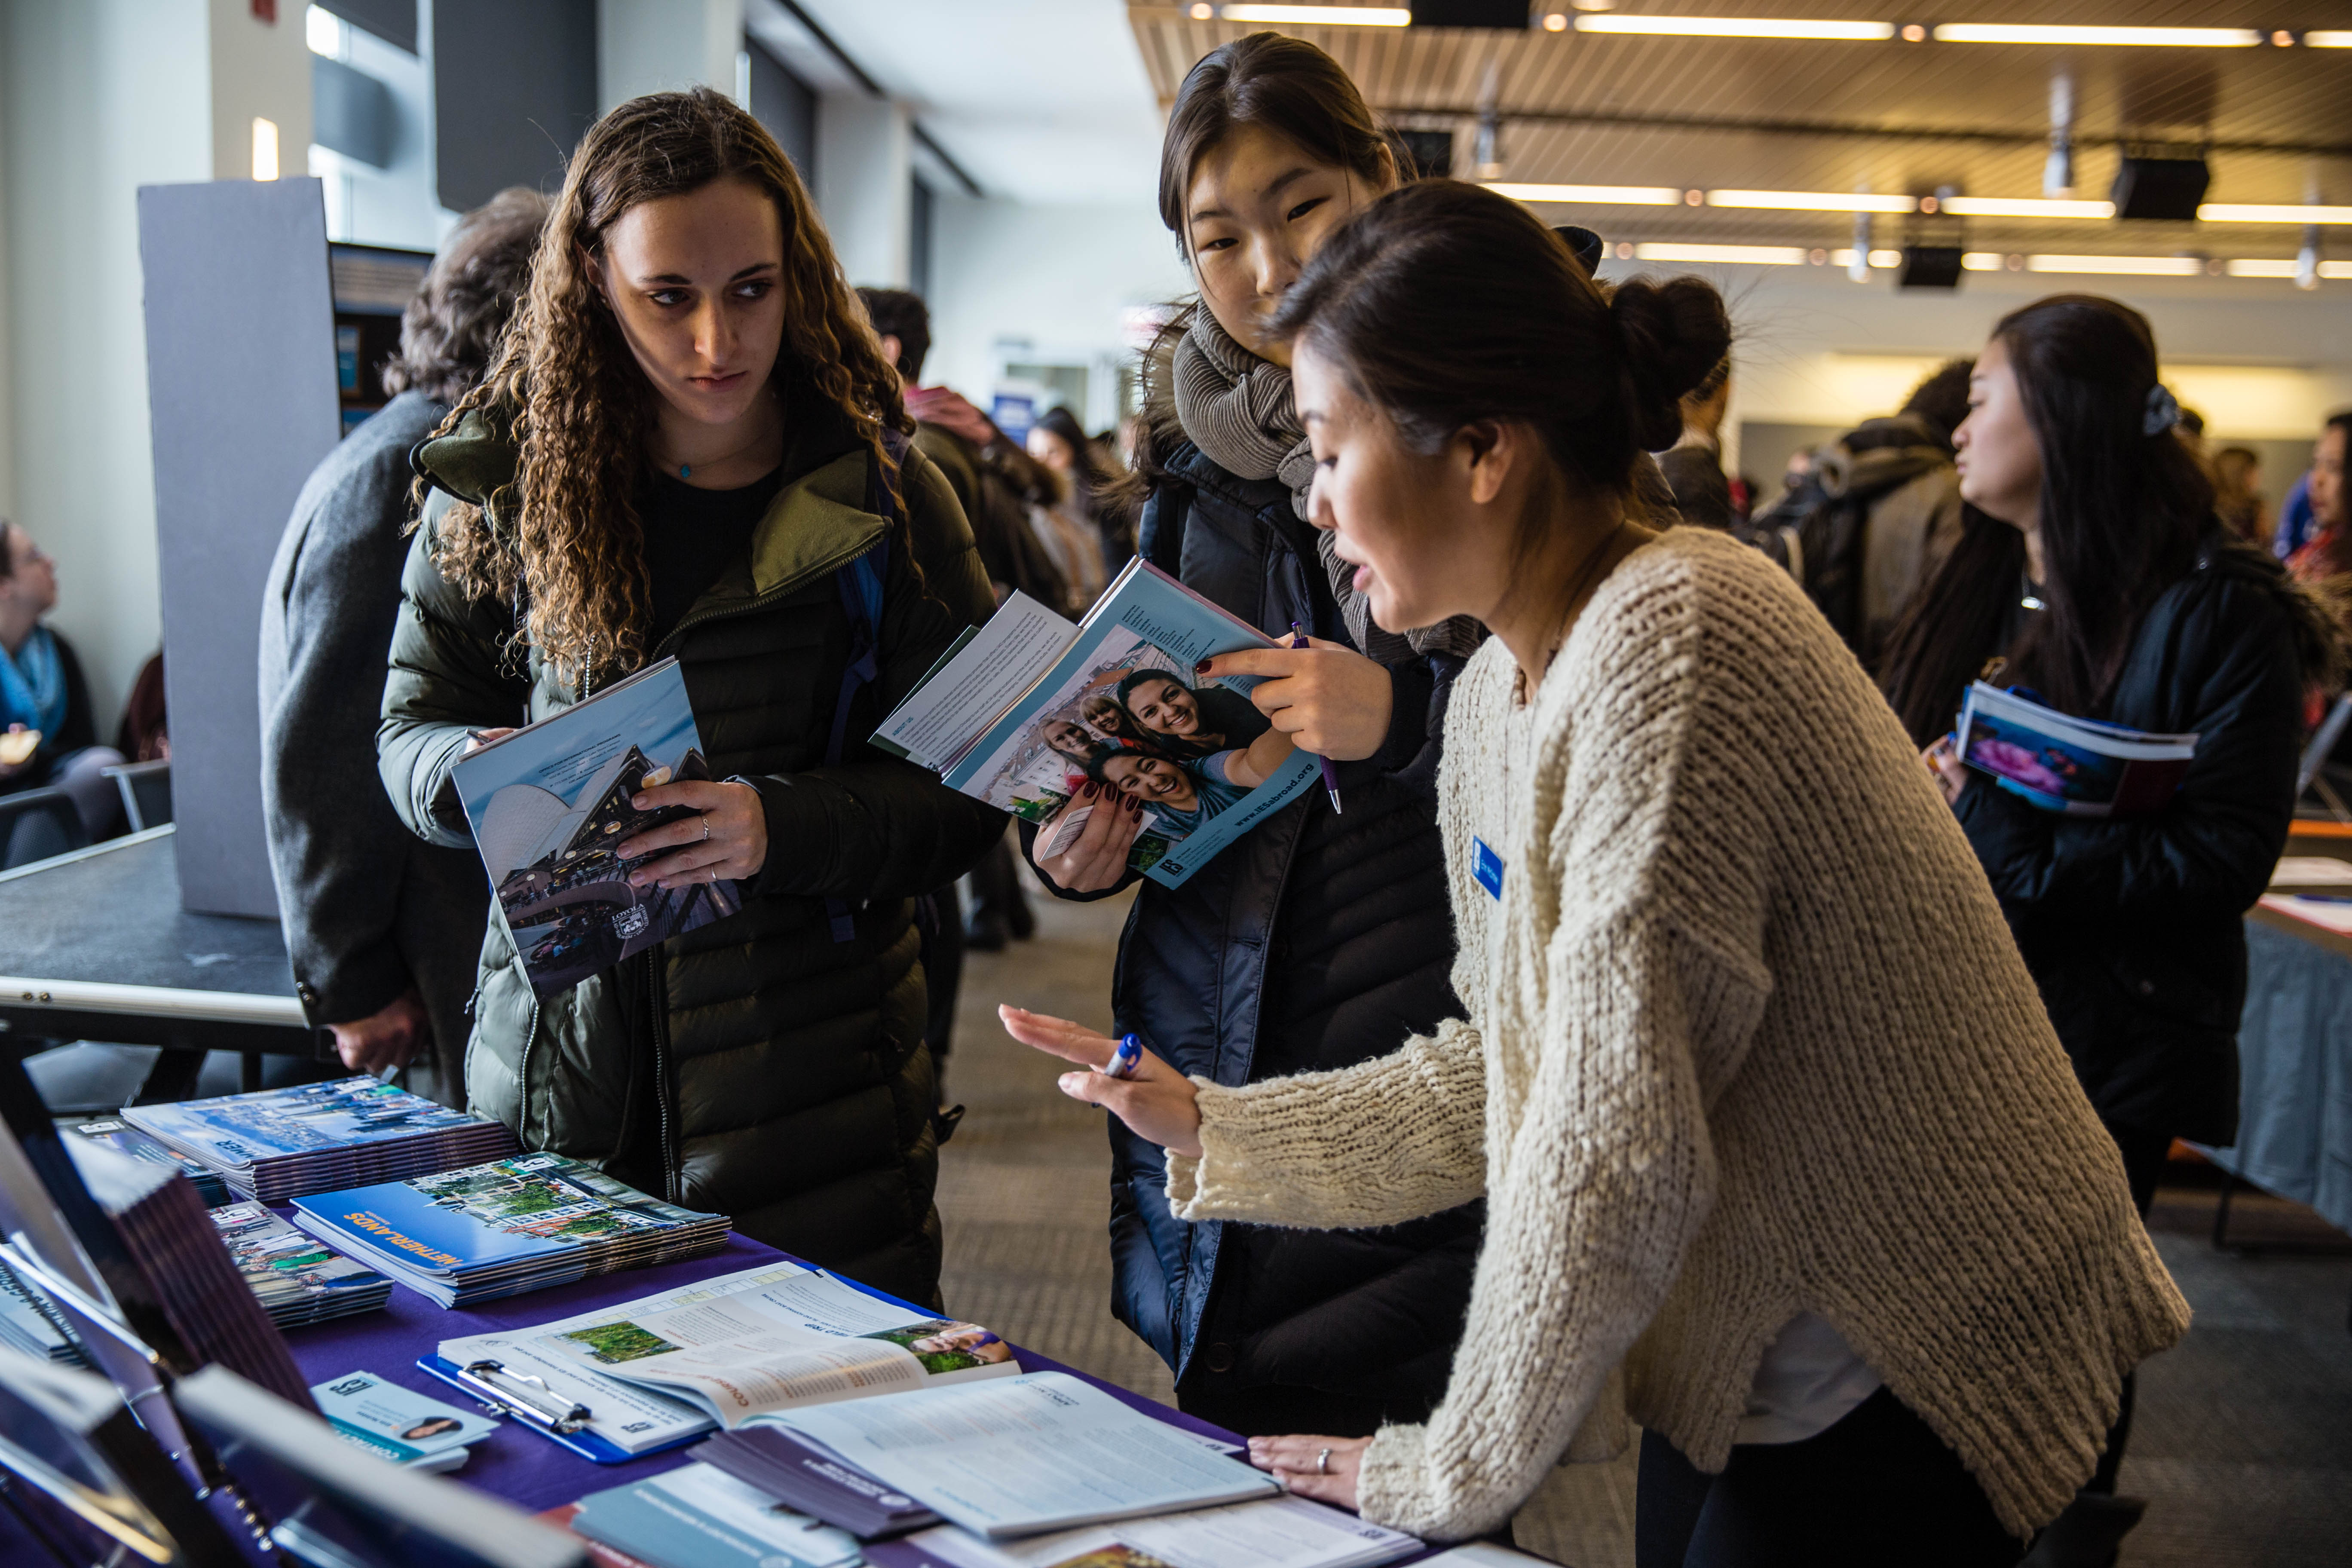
<box><xmin>259</xmin><ymin>188</ymin><xmax>547</xmax><ymax>1096</ymax></box>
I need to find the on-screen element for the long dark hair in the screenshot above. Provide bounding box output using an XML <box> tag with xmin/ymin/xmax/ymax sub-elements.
<box><xmin>1268</xmin><ymin>180</ymin><xmax>1729</xmax><ymax>528</ymax></box>
<box><xmin>1113</xmin><ymin>33</ymin><xmax>1403</xmax><ymax>514</ymax></box>
<box><xmin>1878</xmin><ymin>295</ymin><xmax>2214</xmax><ymax>743</ymax></box>
<box><xmin>429</xmin><ymin>88</ymin><xmax>910</xmax><ymax>680</ymax></box>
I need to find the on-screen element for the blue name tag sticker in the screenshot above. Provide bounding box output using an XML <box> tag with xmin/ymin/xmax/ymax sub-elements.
<box><xmin>1473</xmin><ymin>836</ymin><xmax>1505</xmax><ymax>900</ymax></box>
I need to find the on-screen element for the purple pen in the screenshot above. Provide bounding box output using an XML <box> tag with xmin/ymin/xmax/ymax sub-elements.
<box><xmin>1291</xmin><ymin>622</ymin><xmax>1344</xmax><ymax>815</ymax></box>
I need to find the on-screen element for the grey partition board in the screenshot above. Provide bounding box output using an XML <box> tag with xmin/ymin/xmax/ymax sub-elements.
<box><xmin>138</xmin><ymin>178</ymin><xmax>342</xmax><ymax>919</ymax></box>
<box><xmin>434</xmin><ymin>0</ymin><xmax>597</xmax><ymax>212</ymax></box>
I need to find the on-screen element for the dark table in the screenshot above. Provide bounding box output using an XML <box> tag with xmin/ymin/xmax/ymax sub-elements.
<box><xmin>0</xmin><ymin>827</ymin><xmax>316</xmax><ymax>1100</ymax></box>
<box><xmin>277</xmin><ymin>1232</ymin><xmax>1240</xmax><ymax>1519</ymax></box>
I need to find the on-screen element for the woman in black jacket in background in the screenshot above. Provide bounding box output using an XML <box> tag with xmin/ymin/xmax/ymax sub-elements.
<box><xmin>1880</xmin><ymin>294</ymin><xmax>2340</xmax><ymax>1566</ymax></box>
<box><xmin>1002</xmin><ymin>33</ymin><xmax>1486</xmax><ymax>1445</ymax></box>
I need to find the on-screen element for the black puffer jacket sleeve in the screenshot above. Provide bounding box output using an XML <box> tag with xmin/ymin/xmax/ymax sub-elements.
<box><xmin>1954</xmin><ymin>570</ymin><xmax>2305</xmax><ymax>919</ymax></box>
<box><xmin>746</xmin><ymin>448</ymin><xmax>1007</xmax><ymax>903</ymax></box>
<box><xmin>377</xmin><ymin>505</ymin><xmax>534</xmax><ymax>849</ymax></box>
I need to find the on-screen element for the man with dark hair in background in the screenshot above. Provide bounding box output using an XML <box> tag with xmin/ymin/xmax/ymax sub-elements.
<box><xmin>259</xmin><ymin>187</ymin><xmax>549</xmax><ymax>1099</ymax></box>
<box><xmin>858</xmin><ymin>286</ymin><xmax>1043</xmax><ymax>956</ymax></box>
<box><xmin>1742</xmin><ymin>357</ymin><xmax>1972</xmax><ymax>667</ymax></box>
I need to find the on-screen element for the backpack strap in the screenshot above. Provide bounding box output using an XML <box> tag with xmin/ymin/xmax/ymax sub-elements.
<box><xmin>821</xmin><ymin>433</ymin><xmax>912</xmax><ymax>942</ymax></box>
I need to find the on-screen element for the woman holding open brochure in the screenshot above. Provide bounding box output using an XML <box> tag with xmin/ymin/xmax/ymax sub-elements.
<box><xmin>1004</xmin><ymin>184</ymin><xmax>2190</xmax><ymax>1564</ymax></box>
<box><xmin>1878</xmin><ymin>296</ymin><xmax>2340</xmax><ymax>1562</ymax></box>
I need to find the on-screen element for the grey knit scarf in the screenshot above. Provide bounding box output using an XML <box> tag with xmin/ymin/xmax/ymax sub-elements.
<box><xmin>1170</xmin><ymin>310</ymin><xmax>1485</xmax><ymax>664</ymax></box>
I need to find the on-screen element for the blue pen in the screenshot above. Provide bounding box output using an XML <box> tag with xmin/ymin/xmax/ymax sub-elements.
<box><xmin>1291</xmin><ymin>622</ymin><xmax>1344</xmax><ymax>815</ymax></box>
<box><xmin>1104</xmin><ymin>1033</ymin><xmax>1144</xmax><ymax>1080</ymax></box>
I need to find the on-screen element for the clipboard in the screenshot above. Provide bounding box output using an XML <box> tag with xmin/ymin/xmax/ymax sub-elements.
<box><xmin>414</xmin><ymin>1354</ymin><xmax>710</xmax><ymax>1465</ymax></box>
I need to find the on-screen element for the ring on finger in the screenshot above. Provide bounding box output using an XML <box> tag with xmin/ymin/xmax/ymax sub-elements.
<box><xmin>1317</xmin><ymin>1447</ymin><xmax>1331</xmax><ymax>1475</ymax></box>
<box><xmin>700</xmin><ymin>818</ymin><xmax>711</xmax><ymax>842</ymax></box>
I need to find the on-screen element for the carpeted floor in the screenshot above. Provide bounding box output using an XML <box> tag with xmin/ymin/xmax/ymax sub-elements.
<box><xmin>934</xmin><ymin>876</ymin><xmax>2352</xmax><ymax>1568</ymax></box>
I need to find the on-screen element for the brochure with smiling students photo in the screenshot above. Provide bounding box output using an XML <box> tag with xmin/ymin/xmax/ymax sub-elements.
<box><xmin>871</xmin><ymin>561</ymin><xmax>1321</xmax><ymax>887</ymax></box>
<box><xmin>451</xmin><ymin>655</ymin><xmax>741</xmax><ymax>996</ymax></box>
<box><xmin>429</xmin><ymin>1261</ymin><xmax>1020</xmax><ymax>1460</ymax></box>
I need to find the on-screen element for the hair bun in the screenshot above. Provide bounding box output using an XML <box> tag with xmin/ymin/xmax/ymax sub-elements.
<box><xmin>1610</xmin><ymin>276</ymin><xmax>1733</xmax><ymax>451</ymax></box>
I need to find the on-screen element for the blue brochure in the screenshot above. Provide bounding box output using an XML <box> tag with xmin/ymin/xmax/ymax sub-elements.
<box><xmin>874</xmin><ymin>561</ymin><xmax>1319</xmax><ymax>887</ymax></box>
<box><xmin>450</xmin><ymin>656</ymin><xmax>740</xmax><ymax>996</ymax></box>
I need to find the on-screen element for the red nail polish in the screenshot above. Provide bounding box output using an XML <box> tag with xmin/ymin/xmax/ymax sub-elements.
<box><xmin>1193</xmin><ymin>659</ymin><xmax>1211</xmax><ymax>673</ymax></box>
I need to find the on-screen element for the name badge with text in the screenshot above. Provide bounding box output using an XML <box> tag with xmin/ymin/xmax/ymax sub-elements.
<box><xmin>1473</xmin><ymin>837</ymin><xmax>1505</xmax><ymax>900</ymax></box>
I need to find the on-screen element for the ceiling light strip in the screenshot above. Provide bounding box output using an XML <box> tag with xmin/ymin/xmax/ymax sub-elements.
<box><xmin>2227</xmin><ymin>259</ymin><xmax>2352</xmax><ymax>279</ymax></box>
<box><xmin>1632</xmin><ymin>243</ymin><xmax>1811</xmax><ymax>265</ymax></box>
<box><xmin>1940</xmin><ymin>197</ymin><xmax>2115</xmax><ymax>219</ymax></box>
<box><xmin>1930</xmin><ymin>24</ymin><xmax>2261</xmax><ymax>47</ymax></box>
<box><xmin>1576</xmin><ymin>15</ymin><xmax>1894</xmax><ymax>40</ymax></box>
<box><xmin>1707</xmin><ymin>190</ymin><xmax>1914</xmax><ymax>212</ymax></box>
<box><xmin>1486</xmin><ymin>183</ymin><xmax>1685</xmax><ymax>205</ymax></box>
<box><xmin>2306</xmin><ymin>32</ymin><xmax>2352</xmax><ymax>47</ymax></box>
<box><xmin>1216</xmin><ymin>4</ymin><xmax>1411</xmax><ymax>24</ymax></box>
<box><xmin>2026</xmin><ymin>254</ymin><xmax>2206</xmax><ymax>275</ymax></box>
<box><xmin>2198</xmin><ymin>203</ymin><xmax>2352</xmax><ymax>224</ymax></box>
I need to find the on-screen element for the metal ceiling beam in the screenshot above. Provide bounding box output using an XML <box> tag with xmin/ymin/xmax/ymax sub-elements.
<box><xmin>1381</xmin><ymin>103</ymin><xmax>2352</xmax><ymax>160</ymax></box>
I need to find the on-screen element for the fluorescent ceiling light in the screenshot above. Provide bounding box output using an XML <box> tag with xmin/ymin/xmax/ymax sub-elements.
<box><xmin>2198</xmin><ymin>203</ymin><xmax>2352</xmax><ymax>224</ymax></box>
<box><xmin>1577</xmin><ymin>15</ymin><xmax>1893</xmax><ymax>40</ymax></box>
<box><xmin>251</xmin><ymin>117</ymin><xmax>280</xmax><ymax>182</ymax></box>
<box><xmin>1830</xmin><ymin>248</ymin><xmax>1905</xmax><ymax>268</ymax></box>
<box><xmin>2306</xmin><ymin>32</ymin><xmax>2352</xmax><ymax>47</ymax></box>
<box><xmin>1633</xmin><ymin>243</ymin><xmax>1809</xmax><ymax>265</ymax></box>
<box><xmin>1961</xmin><ymin>253</ymin><xmax>2006</xmax><ymax>271</ymax></box>
<box><xmin>1708</xmin><ymin>190</ymin><xmax>1914</xmax><ymax>212</ymax></box>
<box><xmin>2227</xmin><ymin>258</ymin><xmax>2352</xmax><ymax>279</ymax></box>
<box><xmin>2025</xmin><ymin>254</ymin><xmax>2204</xmax><ymax>275</ymax></box>
<box><xmin>1931</xmin><ymin>25</ymin><xmax>2261</xmax><ymax>47</ymax></box>
<box><xmin>1486</xmin><ymin>182</ymin><xmax>1684</xmax><ymax>205</ymax></box>
<box><xmin>1216</xmin><ymin>4</ymin><xmax>1410</xmax><ymax>23</ymax></box>
<box><xmin>1941</xmin><ymin>196</ymin><xmax>2115</xmax><ymax>219</ymax></box>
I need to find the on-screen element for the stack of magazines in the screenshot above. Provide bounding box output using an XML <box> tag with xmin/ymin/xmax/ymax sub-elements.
<box><xmin>0</xmin><ymin>1257</ymin><xmax>80</xmax><ymax>1364</ymax></box>
<box><xmin>58</xmin><ymin>1116</ymin><xmax>232</xmax><ymax>1205</ymax></box>
<box><xmin>119</xmin><ymin>1078</ymin><xmax>516</xmax><ymax>1204</ymax></box>
<box><xmin>289</xmin><ymin>1152</ymin><xmax>729</xmax><ymax>1308</ymax></box>
<box><xmin>211</xmin><ymin>1203</ymin><xmax>392</xmax><ymax>1329</ymax></box>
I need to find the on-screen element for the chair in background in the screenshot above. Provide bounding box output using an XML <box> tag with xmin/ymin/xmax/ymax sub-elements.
<box><xmin>100</xmin><ymin>760</ymin><xmax>172</xmax><ymax>833</ymax></box>
<box><xmin>2295</xmin><ymin>692</ymin><xmax>2352</xmax><ymax>822</ymax></box>
<box><xmin>0</xmin><ymin>787</ymin><xmax>90</xmax><ymax>872</ymax></box>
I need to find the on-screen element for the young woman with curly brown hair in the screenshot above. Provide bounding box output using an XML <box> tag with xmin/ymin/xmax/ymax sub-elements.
<box><xmin>377</xmin><ymin>88</ymin><xmax>1002</xmax><ymax>1305</ymax></box>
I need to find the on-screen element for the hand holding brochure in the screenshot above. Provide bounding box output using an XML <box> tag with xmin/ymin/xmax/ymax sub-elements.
<box><xmin>753</xmin><ymin>1370</ymin><xmax>1282</xmax><ymax>1540</ymax></box>
<box><xmin>452</xmin><ymin>656</ymin><xmax>740</xmax><ymax>996</ymax></box>
<box><xmin>872</xmin><ymin>564</ymin><xmax>1322</xmax><ymax>887</ymax></box>
<box><xmin>1955</xmin><ymin>682</ymin><xmax>2198</xmax><ymax>818</ymax></box>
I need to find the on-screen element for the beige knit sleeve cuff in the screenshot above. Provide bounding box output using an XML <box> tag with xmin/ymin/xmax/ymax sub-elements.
<box><xmin>1161</xmin><ymin>1077</ymin><xmax>1294</xmax><ymax>1225</ymax></box>
<box><xmin>1354</xmin><ymin>1422</ymin><xmax>1437</xmax><ymax>1537</ymax></box>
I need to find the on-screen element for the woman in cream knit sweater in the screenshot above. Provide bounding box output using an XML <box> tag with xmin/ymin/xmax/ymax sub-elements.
<box><xmin>1003</xmin><ymin>183</ymin><xmax>2187</xmax><ymax>1565</ymax></box>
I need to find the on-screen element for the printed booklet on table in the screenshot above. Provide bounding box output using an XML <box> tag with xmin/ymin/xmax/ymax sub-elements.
<box><xmin>871</xmin><ymin>562</ymin><xmax>1322</xmax><ymax>887</ymax></box>
<box><xmin>451</xmin><ymin>656</ymin><xmax>740</xmax><ymax>996</ymax></box>
<box><xmin>433</xmin><ymin>1260</ymin><xmax>1020</xmax><ymax>1458</ymax></box>
<box><xmin>1954</xmin><ymin>681</ymin><xmax>2199</xmax><ymax>818</ymax></box>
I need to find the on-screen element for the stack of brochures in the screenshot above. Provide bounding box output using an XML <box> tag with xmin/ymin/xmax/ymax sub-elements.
<box><xmin>59</xmin><ymin>1115</ymin><xmax>232</xmax><ymax>1205</ymax></box>
<box><xmin>120</xmin><ymin>1077</ymin><xmax>516</xmax><ymax>1204</ymax></box>
<box><xmin>211</xmin><ymin>1203</ymin><xmax>391</xmax><ymax>1329</ymax></box>
<box><xmin>752</xmin><ymin>1372</ymin><xmax>1283</xmax><ymax>1540</ymax></box>
<box><xmin>552</xmin><ymin>1464</ymin><xmax>863</xmax><ymax>1568</ymax></box>
<box><xmin>1955</xmin><ymin>681</ymin><xmax>2199</xmax><ymax>818</ymax></box>
<box><xmin>68</xmin><ymin>1139</ymin><xmax>315</xmax><ymax>1407</ymax></box>
<box><xmin>0</xmin><ymin>1256</ymin><xmax>80</xmax><ymax>1364</ymax></box>
<box><xmin>290</xmin><ymin>1152</ymin><xmax>729</xmax><ymax>1309</ymax></box>
<box><xmin>431</xmin><ymin>1259</ymin><xmax>1020</xmax><ymax>1459</ymax></box>
<box><xmin>899</xmin><ymin>1494</ymin><xmax>1423</xmax><ymax>1568</ymax></box>
<box><xmin>311</xmin><ymin>1370</ymin><xmax>500</xmax><ymax>1474</ymax></box>
<box><xmin>871</xmin><ymin>562</ymin><xmax>1325</xmax><ymax>889</ymax></box>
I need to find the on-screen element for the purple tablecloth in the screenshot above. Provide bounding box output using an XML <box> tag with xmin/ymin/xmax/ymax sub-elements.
<box><xmin>279</xmin><ymin>1231</ymin><xmax>1237</xmax><ymax>1517</ymax></box>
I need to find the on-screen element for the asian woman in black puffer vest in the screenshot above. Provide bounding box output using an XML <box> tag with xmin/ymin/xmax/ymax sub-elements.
<box><xmin>999</xmin><ymin>33</ymin><xmax>1485</xmax><ymax>1442</ymax></box>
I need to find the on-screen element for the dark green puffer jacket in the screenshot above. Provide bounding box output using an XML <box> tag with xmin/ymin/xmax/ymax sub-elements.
<box><xmin>377</xmin><ymin>397</ymin><xmax>1003</xmax><ymax>1305</ymax></box>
